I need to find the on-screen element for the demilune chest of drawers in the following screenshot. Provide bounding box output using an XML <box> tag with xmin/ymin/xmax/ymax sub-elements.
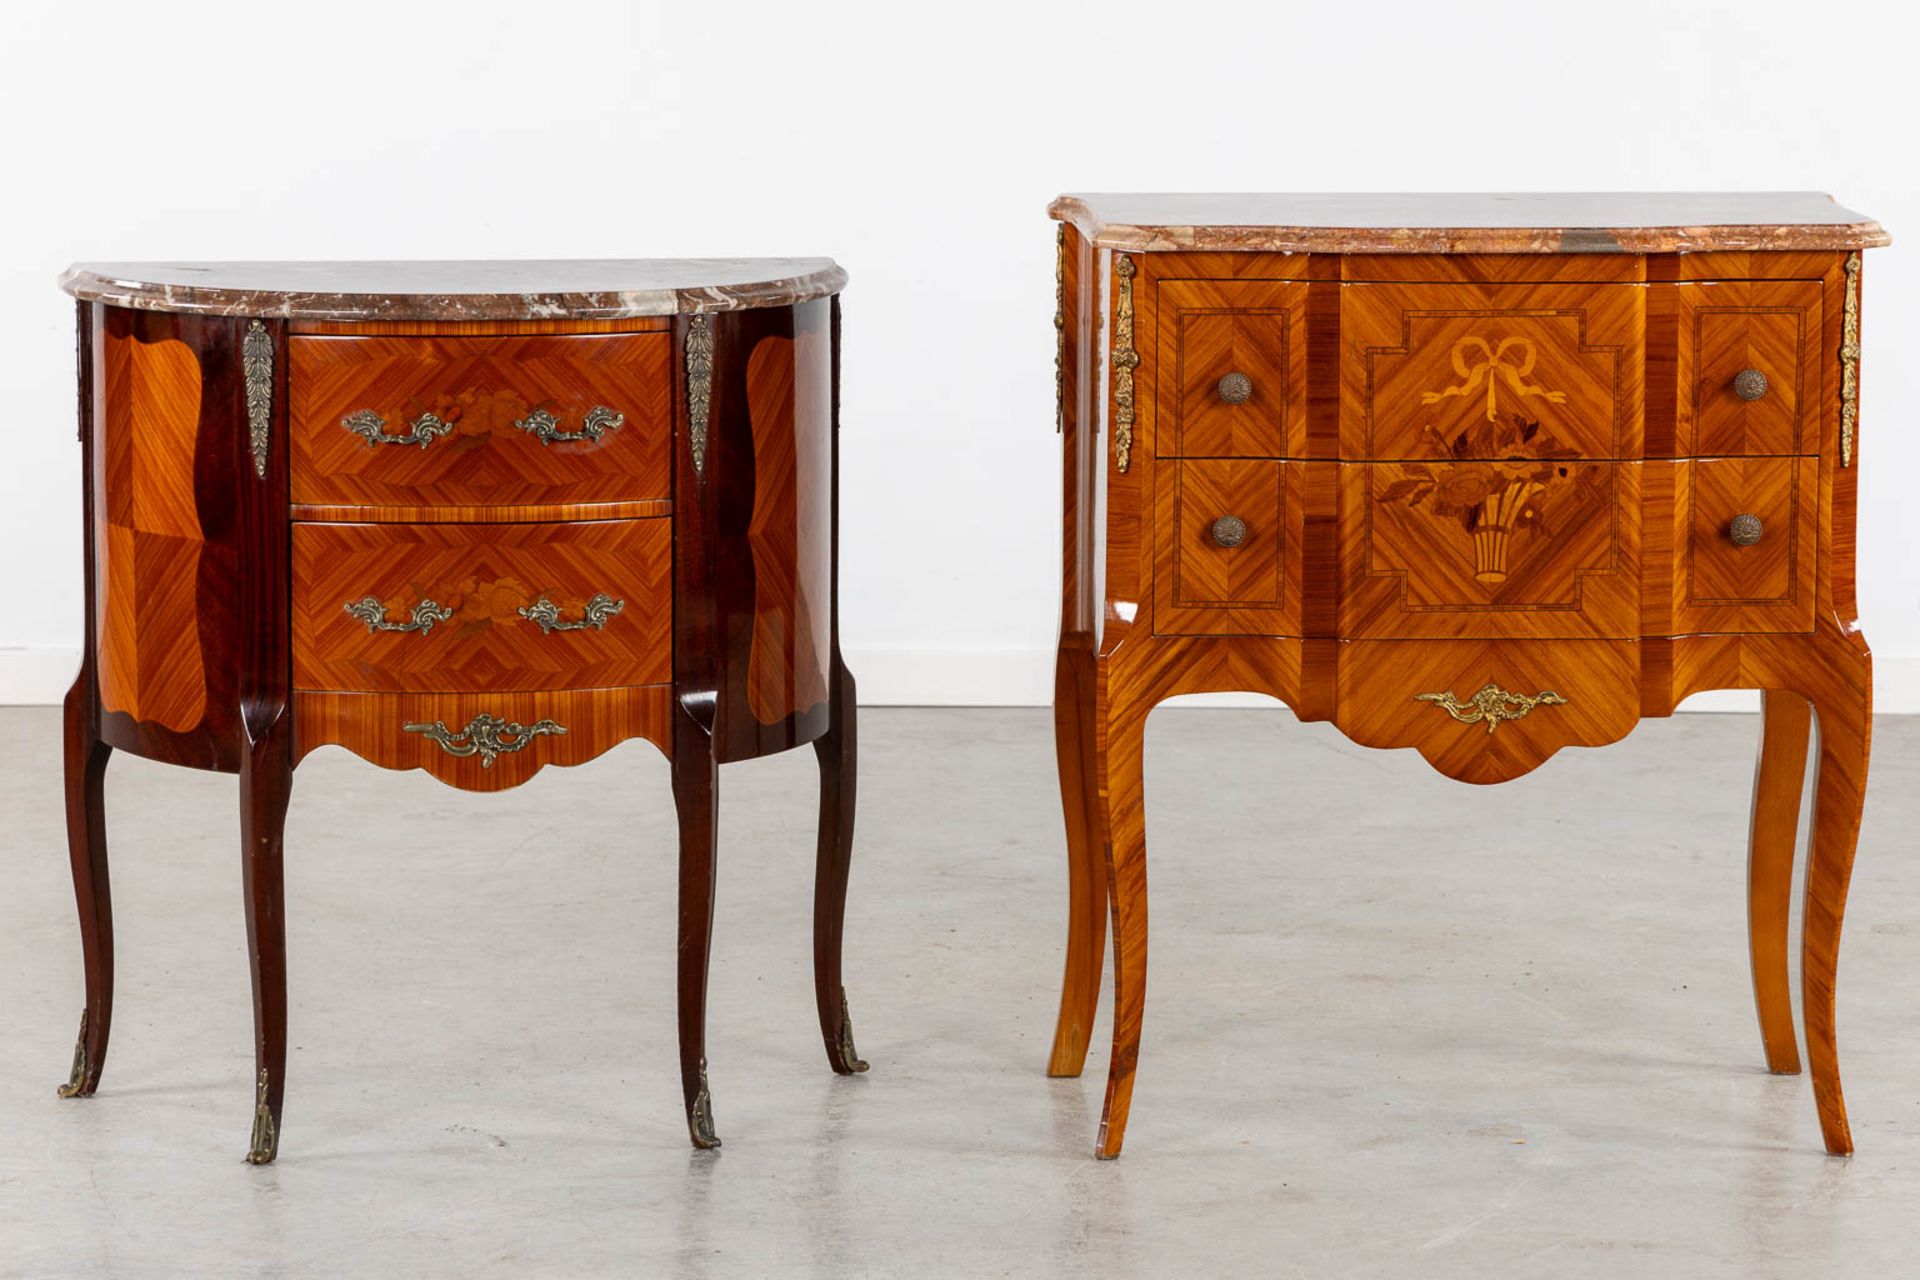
<box><xmin>54</xmin><ymin>260</ymin><xmax>867</xmax><ymax>1162</ymax></box>
<box><xmin>1043</xmin><ymin>193</ymin><xmax>1888</xmax><ymax>1158</ymax></box>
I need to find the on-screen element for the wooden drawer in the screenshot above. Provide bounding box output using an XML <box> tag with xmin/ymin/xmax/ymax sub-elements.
<box><xmin>1153</xmin><ymin>279</ymin><xmax>1307</xmax><ymax>458</ymax></box>
<box><xmin>1335</xmin><ymin>639</ymin><xmax>1640</xmax><ymax>784</ymax></box>
<box><xmin>1674</xmin><ymin>280</ymin><xmax>1824</xmax><ymax>456</ymax></box>
<box><xmin>292</xmin><ymin>518</ymin><xmax>671</xmax><ymax>693</ymax></box>
<box><xmin>293</xmin><ymin>685</ymin><xmax>672</xmax><ymax>793</ymax></box>
<box><xmin>289</xmin><ymin>333</ymin><xmax>672</xmax><ymax>510</ymax></box>
<box><xmin>1341</xmin><ymin>281</ymin><xmax>1643</xmax><ymax>460</ymax></box>
<box><xmin>1340</xmin><ymin>460</ymin><xmax>1639</xmax><ymax>640</ymax></box>
<box><xmin>1152</xmin><ymin>458</ymin><xmax>1303</xmax><ymax>636</ymax></box>
<box><xmin>1669</xmin><ymin>456</ymin><xmax>1818</xmax><ymax>634</ymax></box>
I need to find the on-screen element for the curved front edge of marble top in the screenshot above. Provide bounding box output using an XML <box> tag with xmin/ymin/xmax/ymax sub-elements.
<box><xmin>56</xmin><ymin>259</ymin><xmax>850</xmax><ymax>320</ymax></box>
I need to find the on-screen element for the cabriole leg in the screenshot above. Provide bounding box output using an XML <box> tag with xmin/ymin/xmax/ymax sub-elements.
<box><xmin>1094</xmin><ymin>679</ymin><xmax>1149</xmax><ymax>1160</ymax></box>
<box><xmin>1048</xmin><ymin>640</ymin><xmax>1105</xmax><ymax>1078</ymax></box>
<box><xmin>240</xmin><ymin>711</ymin><xmax>292</xmax><ymax>1164</ymax></box>
<box><xmin>673</xmin><ymin>707</ymin><xmax>722</xmax><ymax>1149</ymax></box>
<box><xmin>1804</xmin><ymin>675</ymin><xmax>1871</xmax><ymax>1155</ymax></box>
<box><xmin>59</xmin><ymin>670</ymin><xmax>114</xmax><ymax>1099</ymax></box>
<box><xmin>1748</xmin><ymin>690</ymin><xmax>1812</xmax><ymax>1074</ymax></box>
<box><xmin>812</xmin><ymin>657</ymin><xmax>867</xmax><ymax>1075</ymax></box>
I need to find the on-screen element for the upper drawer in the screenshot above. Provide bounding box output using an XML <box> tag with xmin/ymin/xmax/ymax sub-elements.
<box><xmin>289</xmin><ymin>333</ymin><xmax>672</xmax><ymax>510</ymax></box>
<box><xmin>1153</xmin><ymin>279</ymin><xmax>1307</xmax><ymax>458</ymax></box>
<box><xmin>1673</xmin><ymin>280</ymin><xmax>1824</xmax><ymax>456</ymax></box>
<box><xmin>1341</xmin><ymin>282</ymin><xmax>1643</xmax><ymax>461</ymax></box>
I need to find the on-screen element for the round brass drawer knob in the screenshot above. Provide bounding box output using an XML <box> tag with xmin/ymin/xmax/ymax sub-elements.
<box><xmin>1211</xmin><ymin>515</ymin><xmax>1248</xmax><ymax>548</ymax></box>
<box><xmin>1728</xmin><ymin>513</ymin><xmax>1764</xmax><ymax>546</ymax></box>
<box><xmin>1732</xmin><ymin>368</ymin><xmax>1769</xmax><ymax>401</ymax></box>
<box><xmin>1217</xmin><ymin>372</ymin><xmax>1253</xmax><ymax>404</ymax></box>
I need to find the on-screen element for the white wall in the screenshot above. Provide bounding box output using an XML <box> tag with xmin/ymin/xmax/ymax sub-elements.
<box><xmin>2</xmin><ymin>0</ymin><xmax>1914</xmax><ymax>709</ymax></box>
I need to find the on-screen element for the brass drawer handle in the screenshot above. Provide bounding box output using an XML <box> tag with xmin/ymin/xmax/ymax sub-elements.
<box><xmin>403</xmin><ymin>712</ymin><xmax>566</xmax><ymax>769</ymax></box>
<box><xmin>517</xmin><ymin>592</ymin><xmax>625</xmax><ymax>634</ymax></box>
<box><xmin>344</xmin><ymin>595</ymin><xmax>454</xmax><ymax>635</ymax></box>
<box><xmin>1728</xmin><ymin>513</ymin><xmax>1764</xmax><ymax>546</ymax></box>
<box><xmin>1210</xmin><ymin>515</ymin><xmax>1248</xmax><ymax>548</ymax></box>
<box><xmin>1732</xmin><ymin>368</ymin><xmax>1769</xmax><ymax>401</ymax></box>
<box><xmin>514</xmin><ymin>405</ymin><xmax>625</xmax><ymax>445</ymax></box>
<box><xmin>1217</xmin><ymin>372</ymin><xmax>1253</xmax><ymax>404</ymax></box>
<box><xmin>1415</xmin><ymin>682</ymin><xmax>1567</xmax><ymax>735</ymax></box>
<box><xmin>341</xmin><ymin>408</ymin><xmax>455</xmax><ymax>449</ymax></box>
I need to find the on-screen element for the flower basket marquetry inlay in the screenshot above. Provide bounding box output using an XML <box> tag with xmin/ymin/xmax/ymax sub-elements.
<box><xmin>1373</xmin><ymin>413</ymin><xmax>1605</xmax><ymax>583</ymax></box>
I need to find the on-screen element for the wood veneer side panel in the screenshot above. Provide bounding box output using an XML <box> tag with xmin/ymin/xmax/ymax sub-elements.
<box><xmin>1060</xmin><ymin>222</ymin><xmax>1095</xmax><ymax>638</ymax></box>
<box><xmin>741</xmin><ymin>308</ymin><xmax>833</xmax><ymax>728</ymax></box>
<box><xmin>1820</xmin><ymin>254</ymin><xmax>1859</xmax><ymax>634</ymax></box>
<box><xmin>93</xmin><ymin>306</ymin><xmax>256</xmax><ymax>772</ymax></box>
<box><xmin>680</xmin><ymin>303</ymin><xmax>831</xmax><ymax>766</ymax></box>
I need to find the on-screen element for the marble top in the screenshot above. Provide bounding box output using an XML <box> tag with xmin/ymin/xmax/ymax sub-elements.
<box><xmin>58</xmin><ymin>258</ymin><xmax>847</xmax><ymax>320</ymax></box>
<box><xmin>1049</xmin><ymin>192</ymin><xmax>1889</xmax><ymax>254</ymax></box>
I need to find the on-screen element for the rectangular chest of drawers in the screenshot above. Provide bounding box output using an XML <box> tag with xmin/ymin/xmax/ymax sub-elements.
<box><xmin>55</xmin><ymin>260</ymin><xmax>870</xmax><ymax>1163</ymax></box>
<box><xmin>1044</xmin><ymin>194</ymin><xmax>1887</xmax><ymax>1159</ymax></box>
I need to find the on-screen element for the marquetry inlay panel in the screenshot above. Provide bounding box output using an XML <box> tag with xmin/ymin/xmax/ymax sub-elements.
<box><xmin>1341</xmin><ymin>282</ymin><xmax>1643</xmax><ymax>461</ymax></box>
<box><xmin>1049</xmin><ymin>193</ymin><xmax>1885</xmax><ymax>1163</ymax></box>
<box><xmin>1341</xmin><ymin>459</ymin><xmax>1639</xmax><ymax>640</ymax></box>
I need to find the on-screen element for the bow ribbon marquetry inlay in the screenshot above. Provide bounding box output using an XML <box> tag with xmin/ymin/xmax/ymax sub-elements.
<box><xmin>1421</xmin><ymin>337</ymin><xmax>1568</xmax><ymax>423</ymax></box>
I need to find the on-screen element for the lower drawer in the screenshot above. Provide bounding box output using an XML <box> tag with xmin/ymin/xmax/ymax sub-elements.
<box><xmin>1335</xmin><ymin>638</ymin><xmax>1640</xmax><ymax>784</ymax></box>
<box><xmin>1667</xmin><ymin>456</ymin><xmax>1818</xmax><ymax>635</ymax></box>
<box><xmin>1152</xmin><ymin>458</ymin><xmax>1304</xmax><ymax>636</ymax></box>
<box><xmin>293</xmin><ymin>686</ymin><xmax>672</xmax><ymax>792</ymax></box>
<box><xmin>292</xmin><ymin>517</ymin><xmax>671</xmax><ymax>693</ymax></box>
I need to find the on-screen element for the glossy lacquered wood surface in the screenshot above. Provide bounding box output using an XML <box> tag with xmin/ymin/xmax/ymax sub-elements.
<box><xmin>65</xmin><ymin>277</ymin><xmax>860</xmax><ymax>1164</ymax></box>
<box><xmin>64</xmin><ymin>301</ymin><xmax>296</xmax><ymax>1159</ymax></box>
<box><xmin>291</xmin><ymin>517</ymin><xmax>671</xmax><ymax>693</ymax></box>
<box><xmin>289</xmin><ymin>332</ymin><xmax>672</xmax><ymax>511</ymax></box>
<box><xmin>87</xmin><ymin>306</ymin><xmax>280</xmax><ymax>772</ymax></box>
<box><xmin>1051</xmin><ymin>234</ymin><xmax>1876</xmax><ymax>1160</ymax></box>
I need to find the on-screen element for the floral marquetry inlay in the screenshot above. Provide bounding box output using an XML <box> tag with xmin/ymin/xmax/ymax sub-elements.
<box><xmin>1372</xmin><ymin>414</ymin><xmax>1607</xmax><ymax>583</ymax></box>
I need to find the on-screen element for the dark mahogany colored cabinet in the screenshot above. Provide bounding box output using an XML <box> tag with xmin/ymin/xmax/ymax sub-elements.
<box><xmin>1044</xmin><ymin>193</ymin><xmax>1887</xmax><ymax>1158</ymax></box>
<box><xmin>55</xmin><ymin>260</ymin><xmax>867</xmax><ymax>1161</ymax></box>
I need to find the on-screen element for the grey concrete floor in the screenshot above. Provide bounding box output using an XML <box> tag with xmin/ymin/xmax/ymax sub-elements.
<box><xmin>1</xmin><ymin>706</ymin><xmax>1917</xmax><ymax>1279</ymax></box>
